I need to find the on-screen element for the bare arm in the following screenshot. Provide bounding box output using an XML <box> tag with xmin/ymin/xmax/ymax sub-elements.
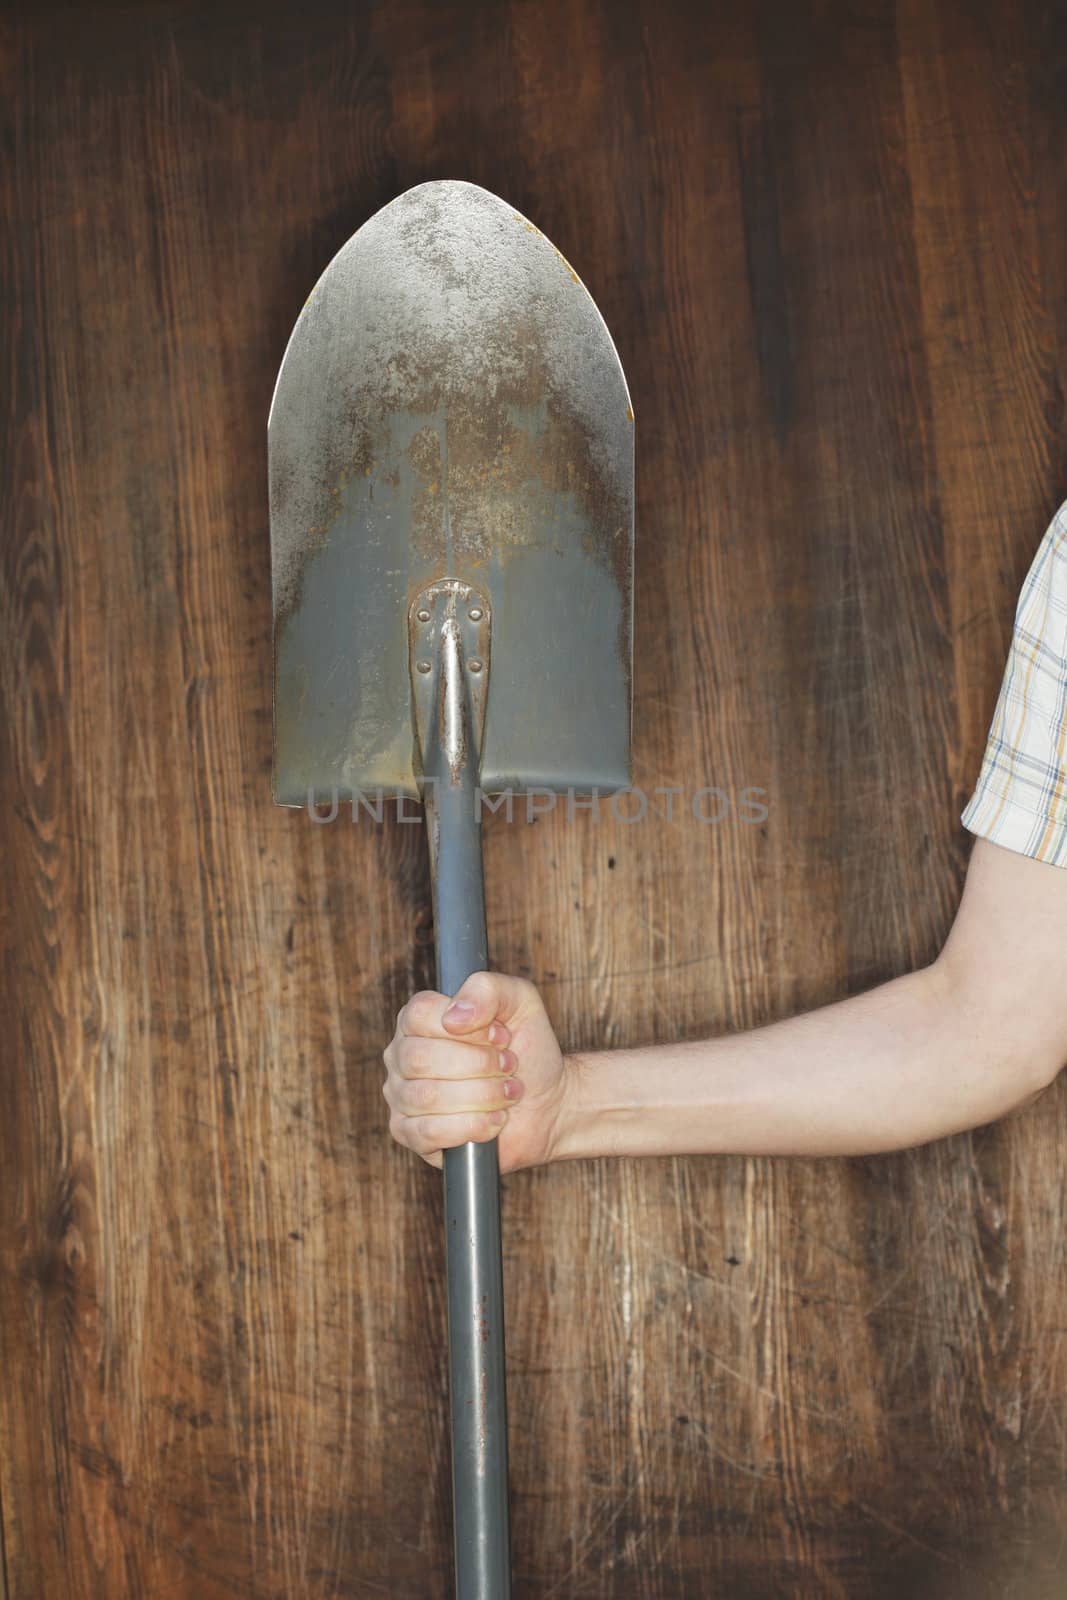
<box><xmin>383</xmin><ymin>838</ymin><xmax>1067</xmax><ymax>1171</ymax></box>
<box><xmin>557</xmin><ymin>838</ymin><xmax>1067</xmax><ymax>1159</ymax></box>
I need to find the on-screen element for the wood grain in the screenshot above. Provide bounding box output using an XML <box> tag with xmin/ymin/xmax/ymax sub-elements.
<box><xmin>3</xmin><ymin>1</ymin><xmax>1067</xmax><ymax>1594</ymax></box>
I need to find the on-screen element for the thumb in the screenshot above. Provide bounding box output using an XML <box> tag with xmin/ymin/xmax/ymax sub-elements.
<box><xmin>442</xmin><ymin>970</ymin><xmax>537</xmax><ymax>1034</ymax></box>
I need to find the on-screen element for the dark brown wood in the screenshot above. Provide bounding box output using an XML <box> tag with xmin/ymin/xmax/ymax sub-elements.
<box><xmin>3</xmin><ymin>1</ymin><xmax>1067</xmax><ymax>1594</ymax></box>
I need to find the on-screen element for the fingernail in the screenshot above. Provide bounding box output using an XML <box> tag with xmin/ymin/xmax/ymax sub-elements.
<box><xmin>490</xmin><ymin>1110</ymin><xmax>508</xmax><ymax>1125</ymax></box>
<box><xmin>504</xmin><ymin>1078</ymin><xmax>524</xmax><ymax>1100</ymax></box>
<box><xmin>499</xmin><ymin>1051</ymin><xmax>515</xmax><ymax>1074</ymax></box>
<box><xmin>444</xmin><ymin>1001</ymin><xmax>475</xmax><ymax>1024</ymax></box>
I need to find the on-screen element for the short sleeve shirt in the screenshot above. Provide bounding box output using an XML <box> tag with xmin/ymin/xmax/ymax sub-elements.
<box><xmin>961</xmin><ymin>499</ymin><xmax>1067</xmax><ymax>866</ymax></box>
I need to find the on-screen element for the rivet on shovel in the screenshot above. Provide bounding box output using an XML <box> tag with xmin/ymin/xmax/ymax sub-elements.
<box><xmin>268</xmin><ymin>179</ymin><xmax>634</xmax><ymax>1600</ymax></box>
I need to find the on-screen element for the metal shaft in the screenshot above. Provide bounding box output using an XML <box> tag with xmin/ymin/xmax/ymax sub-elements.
<box><xmin>422</xmin><ymin>609</ymin><xmax>511</xmax><ymax>1600</ymax></box>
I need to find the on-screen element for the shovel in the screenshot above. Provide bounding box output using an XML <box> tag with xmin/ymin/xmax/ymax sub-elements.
<box><xmin>268</xmin><ymin>180</ymin><xmax>634</xmax><ymax>1598</ymax></box>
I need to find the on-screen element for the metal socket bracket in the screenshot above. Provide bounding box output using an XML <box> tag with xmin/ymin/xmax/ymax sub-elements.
<box><xmin>409</xmin><ymin>580</ymin><xmax>492</xmax><ymax>778</ymax></box>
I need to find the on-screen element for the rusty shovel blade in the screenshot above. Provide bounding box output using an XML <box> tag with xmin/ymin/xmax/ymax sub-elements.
<box><xmin>268</xmin><ymin>179</ymin><xmax>634</xmax><ymax>806</ymax></box>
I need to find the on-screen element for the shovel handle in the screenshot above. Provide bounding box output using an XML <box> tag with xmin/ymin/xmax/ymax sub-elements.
<box><xmin>416</xmin><ymin>583</ymin><xmax>511</xmax><ymax>1600</ymax></box>
<box><xmin>428</xmin><ymin>768</ymin><xmax>511</xmax><ymax>1600</ymax></box>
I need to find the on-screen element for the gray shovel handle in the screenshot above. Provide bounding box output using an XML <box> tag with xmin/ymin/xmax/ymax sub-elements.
<box><xmin>427</xmin><ymin>769</ymin><xmax>512</xmax><ymax>1600</ymax></box>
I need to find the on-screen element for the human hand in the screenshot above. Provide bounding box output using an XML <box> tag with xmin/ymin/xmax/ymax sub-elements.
<box><xmin>382</xmin><ymin>971</ymin><xmax>569</xmax><ymax>1174</ymax></box>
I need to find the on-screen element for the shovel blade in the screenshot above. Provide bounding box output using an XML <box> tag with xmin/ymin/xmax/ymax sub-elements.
<box><xmin>269</xmin><ymin>180</ymin><xmax>634</xmax><ymax>805</ymax></box>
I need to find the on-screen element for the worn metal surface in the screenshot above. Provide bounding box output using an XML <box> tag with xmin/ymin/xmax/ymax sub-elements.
<box><xmin>269</xmin><ymin>179</ymin><xmax>634</xmax><ymax>805</ymax></box>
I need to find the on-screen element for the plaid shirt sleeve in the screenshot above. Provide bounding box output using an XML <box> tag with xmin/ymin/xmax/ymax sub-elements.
<box><xmin>960</xmin><ymin>499</ymin><xmax>1067</xmax><ymax>866</ymax></box>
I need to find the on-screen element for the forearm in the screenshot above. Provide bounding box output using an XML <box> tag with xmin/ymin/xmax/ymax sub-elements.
<box><xmin>555</xmin><ymin>960</ymin><xmax>1050</xmax><ymax>1162</ymax></box>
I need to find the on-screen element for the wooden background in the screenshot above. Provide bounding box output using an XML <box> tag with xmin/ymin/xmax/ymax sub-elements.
<box><xmin>3</xmin><ymin>0</ymin><xmax>1067</xmax><ymax>1594</ymax></box>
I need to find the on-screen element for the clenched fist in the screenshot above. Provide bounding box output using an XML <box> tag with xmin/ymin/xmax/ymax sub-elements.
<box><xmin>382</xmin><ymin>971</ymin><xmax>570</xmax><ymax>1174</ymax></box>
